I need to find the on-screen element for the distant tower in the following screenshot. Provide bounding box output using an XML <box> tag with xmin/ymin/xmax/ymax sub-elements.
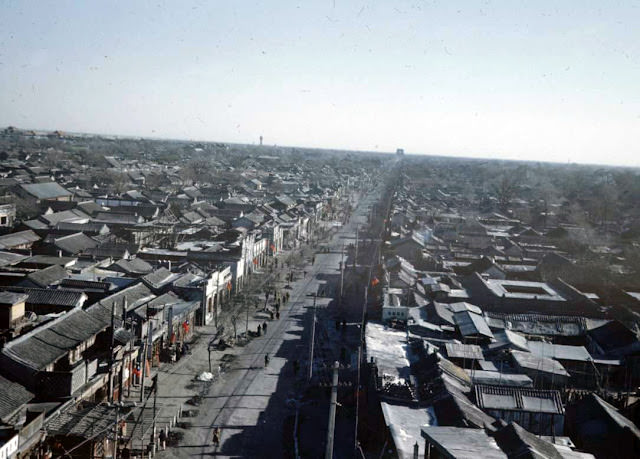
<box><xmin>260</xmin><ymin>135</ymin><xmax>263</xmax><ymax>146</ymax></box>
<box><xmin>396</xmin><ymin>148</ymin><xmax>404</xmax><ymax>156</ymax></box>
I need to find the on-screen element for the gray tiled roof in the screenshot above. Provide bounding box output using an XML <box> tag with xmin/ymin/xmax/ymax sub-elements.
<box><xmin>24</xmin><ymin>264</ymin><xmax>68</xmax><ymax>288</ymax></box>
<box><xmin>0</xmin><ymin>374</ymin><xmax>34</xmax><ymax>420</ymax></box>
<box><xmin>2</xmin><ymin>307</ymin><xmax>109</xmax><ymax>370</ymax></box>
<box><xmin>0</xmin><ymin>230</ymin><xmax>40</xmax><ymax>249</ymax></box>
<box><xmin>7</xmin><ymin>287</ymin><xmax>86</xmax><ymax>307</ymax></box>
<box><xmin>20</xmin><ymin>182</ymin><xmax>71</xmax><ymax>199</ymax></box>
<box><xmin>53</xmin><ymin>232</ymin><xmax>98</xmax><ymax>255</ymax></box>
<box><xmin>0</xmin><ymin>291</ymin><xmax>28</xmax><ymax>305</ymax></box>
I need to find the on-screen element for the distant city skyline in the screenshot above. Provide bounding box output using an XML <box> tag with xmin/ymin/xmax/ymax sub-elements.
<box><xmin>1</xmin><ymin>1</ymin><xmax>639</xmax><ymax>166</ymax></box>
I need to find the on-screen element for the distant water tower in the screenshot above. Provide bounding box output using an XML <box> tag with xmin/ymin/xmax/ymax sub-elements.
<box><xmin>260</xmin><ymin>135</ymin><xmax>263</xmax><ymax>146</ymax></box>
<box><xmin>396</xmin><ymin>148</ymin><xmax>404</xmax><ymax>156</ymax></box>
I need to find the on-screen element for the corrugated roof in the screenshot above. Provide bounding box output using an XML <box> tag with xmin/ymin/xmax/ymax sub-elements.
<box><xmin>475</xmin><ymin>385</ymin><xmax>564</xmax><ymax>415</ymax></box>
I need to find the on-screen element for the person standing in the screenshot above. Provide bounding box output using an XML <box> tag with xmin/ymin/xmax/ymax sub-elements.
<box><xmin>212</xmin><ymin>426</ymin><xmax>221</xmax><ymax>447</ymax></box>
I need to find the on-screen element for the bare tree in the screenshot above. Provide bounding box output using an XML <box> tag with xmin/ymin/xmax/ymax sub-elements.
<box><xmin>492</xmin><ymin>175</ymin><xmax>518</xmax><ymax>213</ymax></box>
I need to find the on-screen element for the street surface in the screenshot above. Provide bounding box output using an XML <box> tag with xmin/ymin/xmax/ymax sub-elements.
<box><xmin>152</xmin><ymin>186</ymin><xmax>381</xmax><ymax>458</ymax></box>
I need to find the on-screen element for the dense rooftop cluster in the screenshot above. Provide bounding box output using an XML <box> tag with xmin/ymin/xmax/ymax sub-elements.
<box><xmin>0</xmin><ymin>127</ymin><xmax>385</xmax><ymax>457</ymax></box>
<box><xmin>364</xmin><ymin>157</ymin><xmax>640</xmax><ymax>458</ymax></box>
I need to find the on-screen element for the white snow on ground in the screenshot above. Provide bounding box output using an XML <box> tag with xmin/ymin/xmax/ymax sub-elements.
<box><xmin>365</xmin><ymin>322</ymin><xmax>411</xmax><ymax>383</ymax></box>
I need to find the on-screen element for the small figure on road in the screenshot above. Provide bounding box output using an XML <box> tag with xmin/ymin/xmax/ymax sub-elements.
<box><xmin>264</xmin><ymin>354</ymin><xmax>270</xmax><ymax>367</ymax></box>
<box><xmin>276</xmin><ymin>311</ymin><xmax>280</xmax><ymax>320</ymax></box>
<box><xmin>269</xmin><ymin>310</ymin><xmax>274</xmax><ymax>320</ymax></box>
<box><xmin>212</xmin><ymin>426</ymin><xmax>221</xmax><ymax>447</ymax></box>
<box><xmin>276</xmin><ymin>301</ymin><xmax>280</xmax><ymax>313</ymax></box>
<box><xmin>303</xmin><ymin>270</ymin><xmax>307</xmax><ymax>277</ymax></box>
<box><xmin>257</xmin><ymin>324</ymin><xmax>262</xmax><ymax>336</ymax></box>
<box><xmin>286</xmin><ymin>292</ymin><xmax>290</xmax><ymax>302</ymax></box>
<box><xmin>159</xmin><ymin>428</ymin><xmax>166</xmax><ymax>450</ymax></box>
<box><xmin>263</xmin><ymin>321</ymin><xmax>268</xmax><ymax>333</ymax></box>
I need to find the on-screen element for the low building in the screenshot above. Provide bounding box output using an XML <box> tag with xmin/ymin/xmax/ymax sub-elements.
<box><xmin>474</xmin><ymin>384</ymin><xmax>565</xmax><ymax>436</ymax></box>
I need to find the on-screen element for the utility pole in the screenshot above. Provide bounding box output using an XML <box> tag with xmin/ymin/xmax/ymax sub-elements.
<box><xmin>120</xmin><ymin>298</ymin><xmax>128</xmax><ymax>402</ymax></box>
<box><xmin>152</xmin><ymin>374</ymin><xmax>158</xmax><ymax>453</ymax></box>
<box><xmin>109</xmin><ymin>301</ymin><xmax>116</xmax><ymax>403</ymax></box>
<box><xmin>113</xmin><ymin>403</ymin><xmax>119</xmax><ymax>459</ymax></box>
<box><xmin>245</xmin><ymin>299</ymin><xmax>250</xmax><ymax>337</ymax></box>
<box><xmin>325</xmin><ymin>361</ymin><xmax>340</xmax><ymax>459</ymax></box>
<box><xmin>339</xmin><ymin>243</ymin><xmax>345</xmax><ymax>307</ymax></box>
<box><xmin>307</xmin><ymin>293</ymin><xmax>317</xmax><ymax>382</ymax></box>
<box><xmin>139</xmin><ymin>339</ymin><xmax>147</xmax><ymax>403</ymax></box>
<box><xmin>354</xmin><ymin>344</ymin><xmax>362</xmax><ymax>452</ymax></box>
<box><xmin>216</xmin><ymin>269</ymin><xmax>221</xmax><ymax>330</ymax></box>
<box><xmin>354</xmin><ymin>225</ymin><xmax>359</xmax><ymax>270</ymax></box>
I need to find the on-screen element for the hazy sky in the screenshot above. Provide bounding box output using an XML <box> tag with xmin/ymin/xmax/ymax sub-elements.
<box><xmin>1</xmin><ymin>1</ymin><xmax>639</xmax><ymax>166</ymax></box>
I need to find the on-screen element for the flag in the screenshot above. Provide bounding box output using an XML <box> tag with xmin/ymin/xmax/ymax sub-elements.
<box><xmin>371</xmin><ymin>277</ymin><xmax>380</xmax><ymax>286</ymax></box>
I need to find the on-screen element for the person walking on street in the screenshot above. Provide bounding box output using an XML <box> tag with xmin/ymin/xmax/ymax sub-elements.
<box><xmin>159</xmin><ymin>429</ymin><xmax>167</xmax><ymax>450</ymax></box>
<box><xmin>212</xmin><ymin>426</ymin><xmax>221</xmax><ymax>447</ymax></box>
<box><xmin>276</xmin><ymin>311</ymin><xmax>280</xmax><ymax>320</ymax></box>
<box><xmin>257</xmin><ymin>324</ymin><xmax>262</xmax><ymax>336</ymax></box>
<box><xmin>263</xmin><ymin>321</ymin><xmax>268</xmax><ymax>333</ymax></box>
<box><xmin>264</xmin><ymin>354</ymin><xmax>270</xmax><ymax>367</ymax></box>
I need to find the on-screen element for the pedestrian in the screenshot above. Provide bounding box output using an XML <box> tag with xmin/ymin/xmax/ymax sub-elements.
<box><xmin>276</xmin><ymin>301</ymin><xmax>280</xmax><ymax>313</ymax></box>
<box><xmin>264</xmin><ymin>354</ymin><xmax>270</xmax><ymax>367</ymax></box>
<box><xmin>263</xmin><ymin>321</ymin><xmax>268</xmax><ymax>333</ymax></box>
<box><xmin>257</xmin><ymin>324</ymin><xmax>262</xmax><ymax>336</ymax></box>
<box><xmin>286</xmin><ymin>292</ymin><xmax>290</xmax><ymax>302</ymax></box>
<box><xmin>269</xmin><ymin>310</ymin><xmax>274</xmax><ymax>320</ymax></box>
<box><xmin>276</xmin><ymin>311</ymin><xmax>280</xmax><ymax>320</ymax></box>
<box><xmin>212</xmin><ymin>426</ymin><xmax>221</xmax><ymax>446</ymax></box>
<box><xmin>159</xmin><ymin>428</ymin><xmax>166</xmax><ymax>450</ymax></box>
